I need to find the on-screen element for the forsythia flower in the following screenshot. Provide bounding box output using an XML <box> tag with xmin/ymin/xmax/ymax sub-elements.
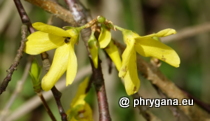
<box><xmin>88</xmin><ymin>16</ymin><xmax>121</xmax><ymax>69</ymax></box>
<box><xmin>96</xmin><ymin>16</ymin><xmax>122</xmax><ymax>70</ymax></box>
<box><xmin>118</xmin><ymin>28</ymin><xmax>180</xmax><ymax>95</ymax></box>
<box><xmin>25</xmin><ymin>22</ymin><xmax>80</xmax><ymax>91</ymax></box>
<box><xmin>66</xmin><ymin>77</ymin><xmax>93</xmax><ymax>121</ymax></box>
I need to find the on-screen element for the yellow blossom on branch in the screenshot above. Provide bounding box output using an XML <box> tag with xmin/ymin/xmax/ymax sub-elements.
<box><xmin>88</xmin><ymin>16</ymin><xmax>121</xmax><ymax>70</ymax></box>
<box><xmin>116</xmin><ymin>26</ymin><xmax>180</xmax><ymax>95</ymax></box>
<box><xmin>25</xmin><ymin>22</ymin><xmax>81</xmax><ymax>91</ymax></box>
<box><xmin>24</xmin><ymin>16</ymin><xmax>180</xmax><ymax>97</ymax></box>
<box><xmin>66</xmin><ymin>77</ymin><xmax>93</xmax><ymax>121</ymax></box>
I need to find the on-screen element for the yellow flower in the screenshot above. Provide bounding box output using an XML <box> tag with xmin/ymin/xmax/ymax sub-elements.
<box><xmin>66</xmin><ymin>77</ymin><xmax>93</xmax><ymax>121</ymax></box>
<box><xmin>25</xmin><ymin>22</ymin><xmax>80</xmax><ymax>91</ymax></box>
<box><xmin>118</xmin><ymin>28</ymin><xmax>180</xmax><ymax>95</ymax></box>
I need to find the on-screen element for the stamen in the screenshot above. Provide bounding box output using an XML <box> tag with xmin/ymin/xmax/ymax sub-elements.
<box><xmin>64</xmin><ymin>37</ymin><xmax>71</xmax><ymax>43</ymax></box>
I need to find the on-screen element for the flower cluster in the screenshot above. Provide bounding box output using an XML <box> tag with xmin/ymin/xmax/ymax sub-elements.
<box><xmin>25</xmin><ymin>16</ymin><xmax>180</xmax><ymax>95</ymax></box>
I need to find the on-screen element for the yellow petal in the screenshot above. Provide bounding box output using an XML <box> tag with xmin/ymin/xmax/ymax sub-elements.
<box><xmin>33</xmin><ymin>22</ymin><xmax>71</xmax><ymax>37</ymax></box>
<box><xmin>98</xmin><ymin>26</ymin><xmax>111</xmax><ymax>48</ymax></box>
<box><xmin>104</xmin><ymin>40</ymin><xmax>122</xmax><ymax>71</ymax></box>
<box><xmin>71</xmin><ymin>77</ymin><xmax>90</xmax><ymax>106</ymax></box>
<box><xmin>155</xmin><ymin>29</ymin><xmax>176</xmax><ymax>37</ymax></box>
<box><xmin>119</xmin><ymin>38</ymin><xmax>135</xmax><ymax>77</ymax></box>
<box><xmin>141</xmin><ymin>29</ymin><xmax>176</xmax><ymax>38</ymax></box>
<box><xmin>123</xmin><ymin>50</ymin><xmax>140</xmax><ymax>95</ymax></box>
<box><xmin>135</xmin><ymin>38</ymin><xmax>180</xmax><ymax>67</ymax></box>
<box><xmin>66</xmin><ymin>43</ymin><xmax>77</xmax><ymax>85</ymax></box>
<box><xmin>41</xmin><ymin>44</ymin><xmax>69</xmax><ymax>91</ymax></box>
<box><xmin>25</xmin><ymin>31</ymin><xmax>64</xmax><ymax>55</ymax></box>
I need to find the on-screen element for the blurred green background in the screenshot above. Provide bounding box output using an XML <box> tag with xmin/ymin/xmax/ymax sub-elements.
<box><xmin>0</xmin><ymin>0</ymin><xmax>210</xmax><ymax>121</ymax></box>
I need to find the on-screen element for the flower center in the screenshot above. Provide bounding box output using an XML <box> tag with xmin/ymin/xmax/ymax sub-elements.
<box><xmin>64</xmin><ymin>37</ymin><xmax>71</xmax><ymax>43</ymax></box>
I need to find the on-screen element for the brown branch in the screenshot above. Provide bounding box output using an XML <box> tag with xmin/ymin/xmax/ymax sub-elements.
<box><xmin>25</xmin><ymin>0</ymin><xmax>76</xmax><ymax>25</ymax></box>
<box><xmin>90</xmin><ymin>59</ymin><xmax>112</xmax><ymax>121</ymax></box>
<box><xmin>137</xmin><ymin>59</ymin><xmax>210</xmax><ymax>121</ymax></box>
<box><xmin>0</xmin><ymin>24</ymin><xmax>27</xmax><ymax>94</ymax></box>
<box><xmin>115</xmin><ymin>41</ymin><xmax>210</xmax><ymax>121</ymax></box>
<box><xmin>51</xmin><ymin>87</ymin><xmax>67</xmax><ymax>121</ymax></box>
<box><xmin>37</xmin><ymin>92</ymin><xmax>57</xmax><ymax>121</ymax></box>
<box><xmin>180</xmin><ymin>87</ymin><xmax>210</xmax><ymax>112</ymax></box>
<box><xmin>64</xmin><ymin>0</ymin><xmax>92</xmax><ymax>51</ymax></box>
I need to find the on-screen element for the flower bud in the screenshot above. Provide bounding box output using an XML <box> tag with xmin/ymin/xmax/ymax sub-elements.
<box><xmin>29</xmin><ymin>59</ymin><xmax>42</xmax><ymax>92</ymax></box>
<box><xmin>88</xmin><ymin>32</ymin><xmax>99</xmax><ymax>68</ymax></box>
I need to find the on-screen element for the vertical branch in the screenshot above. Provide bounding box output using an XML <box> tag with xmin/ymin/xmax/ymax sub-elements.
<box><xmin>14</xmin><ymin>0</ymin><xmax>34</xmax><ymax>33</ymax></box>
<box><xmin>90</xmin><ymin>60</ymin><xmax>112</xmax><ymax>121</ymax></box>
<box><xmin>36</xmin><ymin>93</ymin><xmax>57</xmax><ymax>121</ymax></box>
<box><xmin>64</xmin><ymin>0</ymin><xmax>92</xmax><ymax>49</ymax></box>
<box><xmin>64</xmin><ymin>1</ymin><xmax>111</xmax><ymax>121</ymax></box>
<box><xmin>0</xmin><ymin>11</ymin><xmax>28</xmax><ymax>94</ymax></box>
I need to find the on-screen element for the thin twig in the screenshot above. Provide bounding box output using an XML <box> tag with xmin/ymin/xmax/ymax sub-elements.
<box><xmin>13</xmin><ymin>0</ymin><xmax>34</xmax><ymax>33</ymax></box>
<box><xmin>0</xmin><ymin>24</ymin><xmax>28</xmax><ymax>94</ymax></box>
<box><xmin>0</xmin><ymin>58</ymin><xmax>32</xmax><ymax>121</ymax></box>
<box><xmin>37</xmin><ymin>92</ymin><xmax>57</xmax><ymax>121</ymax></box>
<box><xmin>51</xmin><ymin>87</ymin><xmax>67</xmax><ymax>121</ymax></box>
<box><xmin>14</xmin><ymin>0</ymin><xmax>51</xmax><ymax>67</ymax></box>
